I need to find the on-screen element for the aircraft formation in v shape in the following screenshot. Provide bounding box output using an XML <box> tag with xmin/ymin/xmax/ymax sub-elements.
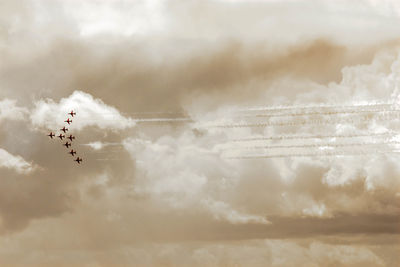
<box><xmin>47</xmin><ymin>110</ymin><xmax>83</xmax><ymax>164</ymax></box>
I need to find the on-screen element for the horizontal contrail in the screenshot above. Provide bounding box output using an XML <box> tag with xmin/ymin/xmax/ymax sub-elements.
<box><xmin>94</xmin><ymin>111</ymin><xmax>187</xmax><ymax>115</ymax></box>
<box><xmin>225</xmin><ymin>150</ymin><xmax>400</xmax><ymax>159</ymax></box>
<box><xmin>72</xmin><ymin>117</ymin><xmax>192</xmax><ymax>122</ymax></box>
<box><xmin>232</xmin><ymin>132</ymin><xmax>394</xmax><ymax>142</ymax></box>
<box><xmin>80</xmin><ymin>142</ymin><xmax>124</xmax><ymax>151</ymax></box>
<box><xmin>134</xmin><ymin>118</ymin><xmax>192</xmax><ymax>123</ymax></box>
<box><xmin>213</xmin><ymin>112</ymin><xmax>400</xmax><ymax>128</ymax></box>
<box><xmin>225</xmin><ymin>141</ymin><xmax>400</xmax><ymax>151</ymax></box>
<box><xmin>241</xmin><ymin>109</ymin><xmax>400</xmax><ymax>118</ymax></box>
<box><xmin>239</xmin><ymin>102</ymin><xmax>393</xmax><ymax>112</ymax></box>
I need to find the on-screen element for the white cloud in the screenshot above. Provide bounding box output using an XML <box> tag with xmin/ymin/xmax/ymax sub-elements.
<box><xmin>202</xmin><ymin>198</ymin><xmax>269</xmax><ymax>224</ymax></box>
<box><xmin>59</xmin><ymin>0</ymin><xmax>167</xmax><ymax>37</ymax></box>
<box><xmin>30</xmin><ymin>90</ymin><xmax>135</xmax><ymax>131</ymax></box>
<box><xmin>0</xmin><ymin>148</ymin><xmax>35</xmax><ymax>174</ymax></box>
<box><xmin>0</xmin><ymin>99</ymin><xmax>28</xmax><ymax>122</ymax></box>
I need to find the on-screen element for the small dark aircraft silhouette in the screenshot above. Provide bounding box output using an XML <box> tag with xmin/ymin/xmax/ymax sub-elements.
<box><xmin>65</xmin><ymin>118</ymin><xmax>72</xmax><ymax>125</ymax></box>
<box><xmin>63</xmin><ymin>141</ymin><xmax>71</xmax><ymax>148</ymax></box>
<box><xmin>67</xmin><ymin>135</ymin><xmax>75</xmax><ymax>142</ymax></box>
<box><xmin>60</xmin><ymin>126</ymin><xmax>68</xmax><ymax>133</ymax></box>
<box><xmin>75</xmin><ymin>157</ymin><xmax>82</xmax><ymax>164</ymax></box>
<box><xmin>58</xmin><ymin>134</ymin><xmax>65</xmax><ymax>140</ymax></box>
<box><xmin>69</xmin><ymin>149</ymin><xmax>76</xmax><ymax>156</ymax></box>
<box><xmin>69</xmin><ymin>110</ymin><xmax>76</xmax><ymax>117</ymax></box>
<box><xmin>47</xmin><ymin>132</ymin><xmax>55</xmax><ymax>139</ymax></box>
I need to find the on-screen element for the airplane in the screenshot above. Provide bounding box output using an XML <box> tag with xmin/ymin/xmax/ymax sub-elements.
<box><xmin>47</xmin><ymin>132</ymin><xmax>55</xmax><ymax>139</ymax></box>
<box><xmin>63</xmin><ymin>141</ymin><xmax>71</xmax><ymax>148</ymax></box>
<box><xmin>68</xmin><ymin>110</ymin><xmax>76</xmax><ymax>117</ymax></box>
<box><xmin>60</xmin><ymin>126</ymin><xmax>68</xmax><ymax>133</ymax></box>
<box><xmin>67</xmin><ymin>135</ymin><xmax>75</xmax><ymax>142</ymax></box>
<box><xmin>75</xmin><ymin>157</ymin><xmax>82</xmax><ymax>164</ymax></box>
<box><xmin>69</xmin><ymin>149</ymin><xmax>76</xmax><ymax>156</ymax></box>
<box><xmin>58</xmin><ymin>134</ymin><xmax>65</xmax><ymax>140</ymax></box>
<box><xmin>65</xmin><ymin>118</ymin><xmax>72</xmax><ymax>125</ymax></box>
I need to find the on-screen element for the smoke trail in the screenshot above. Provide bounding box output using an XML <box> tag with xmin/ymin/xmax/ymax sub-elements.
<box><xmin>225</xmin><ymin>150</ymin><xmax>400</xmax><ymax>159</ymax></box>
<box><xmin>94</xmin><ymin>111</ymin><xmax>187</xmax><ymax>116</ymax></box>
<box><xmin>239</xmin><ymin>102</ymin><xmax>393</xmax><ymax>113</ymax></box>
<box><xmin>81</xmin><ymin>142</ymin><xmax>123</xmax><ymax>150</ymax></box>
<box><xmin>75</xmin><ymin>118</ymin><xmax>192</xmax><ymax>122</ymax></box>
<box><xmin>241</xmin><ymin>109</ymin><xmax>400</xmax><ymax>118</ymax></box>
<box><xmin>134</xmin><ymin>118</ymin><xmax>192</xmax><ymax>123</ymax></box>
<box><xmin>232</xmin><ymin>132</ymin><xmax>394</xmax><ymax>142</ymax></box>
<box><xmin>224</xmin><ymin>141</ymin><xmax>400</xmax><ymax>151</ymax></box>
<box><xmin>213</xmin><ymin>112</ymin><xmax>400</xmax><ymax>128</ymax></box>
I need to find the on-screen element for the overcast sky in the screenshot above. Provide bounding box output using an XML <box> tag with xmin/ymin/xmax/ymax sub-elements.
<box><xmin>0</xmin><ymin>0</ymin><xmax>400</xmax><ymax>266</ymax></box>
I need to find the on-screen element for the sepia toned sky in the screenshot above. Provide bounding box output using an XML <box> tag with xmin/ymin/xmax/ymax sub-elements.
<box><xmin>1</xmin><ymin>0</ymin><xmax>400</xmax><ymax>266</ymax></box>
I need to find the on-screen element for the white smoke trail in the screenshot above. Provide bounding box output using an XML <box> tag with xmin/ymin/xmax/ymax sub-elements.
<box><xmin>81</xmin><ymin>142</ymin><xmax>123</xmax><ymax>150</ymax></box>
<box><xmin>239</xmin><ymin>102</ymin><xmax>394</xmax><ymax>112</ymax></box>
<box><xmin>225</xmin><ymin>141</ymin><xmax>400</xmax><ymax>151</ymax></box>
<box><xmin>213</xmin><ymin>112</ymin><xmax>400</xmax><ymax>128</ymax></box>
<box><xmin>225</xmin><ymin>150</ymin><xmax>400</xmax><ymax>160</ymax></box>
<box><xmin>134</xmin><ymin>118</ymin><xmax>192</xmax><ymax>123</ymax></box>
<box><xmin>241</xmin><ymin>109</ymin><xmax>400</xmax><ymax>118</ymax></box>
<box><xmin>74</xmin><ymin>117</ymin><xmax>192</xmax><ymax>122</ymax></box>
<box><xmin>232</xmin><ymin>132</ymin><xmax>393</xmax><ymax>142</ymax></box>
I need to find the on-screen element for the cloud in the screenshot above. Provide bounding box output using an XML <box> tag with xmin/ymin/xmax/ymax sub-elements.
<box><xmin>0</xmin><ymin>99</ymin><xmax>28</xmax><ymax>122</ymax></box>
<box><xmin>0</xmin><ymin>148</ymin><xmax>35</xmax><ymax>174</ymax></box>
<box><xmin>202</xmin><ymin>198</ymin><xmax>270</xmax><ymax>224</ymax></box>
<box><xmin>30</xmin><ymin>90</ymin><xmax>135</xmax><ymax>131</ymax></box>
<box><xmin>1</xmin><ymin>0</ymin><xmax>400</xmax><ymax>266</ymax></box>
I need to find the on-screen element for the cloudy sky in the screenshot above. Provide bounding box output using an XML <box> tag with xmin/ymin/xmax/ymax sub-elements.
<box><xmin>1</xmin><ymin>0</ymin><xmax>400</xmax><ymax>266</ymax></box>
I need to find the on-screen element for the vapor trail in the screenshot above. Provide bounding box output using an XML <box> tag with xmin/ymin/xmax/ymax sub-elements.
<box><xmin>225</xmin><ymin>150</ymin><xmax>400</xmax><ymax>159</ymax></box>
<box><xmin>134</xmin><ymin>118</ymin><xmax>192</xmax><ymax>123</ymax></box>
<box><xmin>241</xmin><ymin>109</ymin><xmax>400</xmax><ymax>118</ymax></box>
<box><xmin>213</xmin><ymin>112</ymin><xmax>400</xmax><ymax>128</ymax></box>
<box><xmin>239</xmin><ymin>102</ymin><xmax>393</xmax><ymax>112</ymax></box>
<box><xmin>225</xmin><ymin>141</ymin><xmax>400</xmax><ymax>151</ymax></box>
<box><xmin>75</xmin><ymin>118</ymin><xmax>191</xmax><ymax>122</ymax></box>
<box><xmin>232</xmin><ymin>132</ymin><xmax>394</xmax><ymax>142</ymax></box>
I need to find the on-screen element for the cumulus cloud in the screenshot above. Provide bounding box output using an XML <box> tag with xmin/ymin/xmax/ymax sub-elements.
<box><xmin>1</xmin><ymin>0</ymin><xmax>400</xmax><ymax>266</ymax></box>
<box><xmin>0</xmin><ymin>148</ymin><xmax>35</xmax><ymax>174</ymax></box>
<box><xmin>30</xmin><ymin>90</ymin><xmax>135</xmax><ymax>131</ymax></box>
<box><xmin>0</xmin><ymin>99</ymin><xmax>28</xmax><ymax>122</ymax></box>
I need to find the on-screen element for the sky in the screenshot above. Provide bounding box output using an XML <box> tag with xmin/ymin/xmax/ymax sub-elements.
<box><xmin>0</xmin><ymin>0</ymin><xmax>400</xmax><ymax>266</ymax></box>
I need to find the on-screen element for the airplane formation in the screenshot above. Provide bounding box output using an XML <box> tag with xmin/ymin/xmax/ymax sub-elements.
<box><xmin>47</xmin><ymin>110</ymin><xmax>82</xmax><ymax>164</ymax></box>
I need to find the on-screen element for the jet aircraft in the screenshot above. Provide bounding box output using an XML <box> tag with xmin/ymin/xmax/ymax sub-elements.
<box><xmin>75</xmin><ymin>157</ymin><xmax>82</xmax><ymax>164</ymax></box>
<box><xmin>47</xmin><ymin>132</ymin><xmax>55</xmax><ymax>139</ymax></box>
<box><xmin>69</xmin><ymin>149</ymin><xmax>76</xmax><ymax>156</ymax></box>
<box><xmin>63</xmin><ymin>141</ymin><xmax>71</xmax><ymax>148</ymax></box>
<box><xmin>69</xmin><ymin>110</ymin><xmax>76</xmax><ymax>117</ymax></box>
<box><xmin>67</xmin><ymin>135</ymin><xmax>75</xmax><ymax>142</ymax></box>
<box><xmin>60</xmin><ymin>126</ymin><xmax>68</xmax><ymax>133</ymax></box>
<box><xmin>65</xmin><ymin>118</ymin><xmax>72</xmax><ymax>125</ymax></box>
<box><xmin>58</xmin><ymin>134</ymin><xmax>65</xmax><ymax>140</ymax></box>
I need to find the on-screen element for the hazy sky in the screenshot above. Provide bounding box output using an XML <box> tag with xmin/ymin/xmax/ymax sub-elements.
<box><xmin>0</xmin><ymin>0</ymin><xmax>400</xmax><ymax>266</ymax></box>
